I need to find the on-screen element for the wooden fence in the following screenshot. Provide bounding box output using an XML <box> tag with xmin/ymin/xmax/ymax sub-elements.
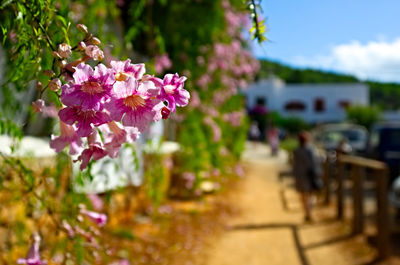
<box><xmin>323</xmin><ymin>154</ymin><xmax>390</xmax><ymax>260</ymax></box>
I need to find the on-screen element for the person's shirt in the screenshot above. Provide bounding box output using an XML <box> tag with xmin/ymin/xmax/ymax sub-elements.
<box><xmin>293</xmin><ymin>144</ymin><xmax>321</xmax><ymax>178</ymax></box>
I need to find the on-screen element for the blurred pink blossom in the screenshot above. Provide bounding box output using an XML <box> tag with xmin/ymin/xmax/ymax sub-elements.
<box><xmin>87</xmin><ymin>193</ymin><xmax>104</xmax><ymax>211</ymax></box>
<box><xmin>155</xmin><ymin>54</ymin><xmax>172</xmax><ymax>73</ymax></box>
<box><xmin>182</xmin><ymin>172</ymin><xmax>196</xmax><ymax>189</ymax></box>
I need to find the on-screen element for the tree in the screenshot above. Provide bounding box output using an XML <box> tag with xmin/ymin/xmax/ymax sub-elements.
<box><xmin>346</xmin><ymin>105</ymin><xmax>381</xmax><ymax>129</ymax></box>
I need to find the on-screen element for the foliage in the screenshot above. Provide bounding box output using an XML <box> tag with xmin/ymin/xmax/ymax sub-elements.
<box><xmin>257</xmin><ymin>59</ymin><xmax>358</xmax><ymax>83</ymax></box>
<box><xmin>367</xmin><ymin>81</ymin><xmax>400</xmax><ymax>110</ymax></box>
<box><xmin>258</xmin><ymin>59</ymin><xmax>400</xmax><ymax>110</ymax></box>
<box><xmin>346</xmin><ymin>105</ymin><xmax>382</xmax><ymax>130</ymax></box>
<box><xmin>279</xmin><ymin>137</ymin><xmax>298</xmax><ymax>152</ymax></box>
<box><xmin>246</xmin><ymin>0</ymin><xmax>267</xmax><ymax>43</ymax></box>
<box><xmin>268</xmin><ymin>111</ymin><xmax>310</xmax><ymax>134</ymax></box>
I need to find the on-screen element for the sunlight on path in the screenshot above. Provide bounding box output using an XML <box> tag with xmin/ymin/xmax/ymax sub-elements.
<box><xmin>203</xmin><ymin>142</ymin><xmax>377</xmax><ymax>265</ymax></box>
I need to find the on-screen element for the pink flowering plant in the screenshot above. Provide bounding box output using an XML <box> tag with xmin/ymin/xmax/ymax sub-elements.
<box><xmin>23</xmin><ymin>22</ymin><xmax>189</xmax><ymax>264</ymax></box>
<box><xmin>33</xmin><ymin>26</ymin><xmax>189</xmax><ymax>171</ymax></box>
<box><xmin>173</xmin><ymin>0</ymin><xmax>259</xmax><ymax>189</ymax></box>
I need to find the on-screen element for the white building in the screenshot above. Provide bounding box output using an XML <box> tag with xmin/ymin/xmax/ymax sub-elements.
<box><xmin>244</xmin><ymin>76</ymin><xmax>369</xmax><ymax>123</ymax></box>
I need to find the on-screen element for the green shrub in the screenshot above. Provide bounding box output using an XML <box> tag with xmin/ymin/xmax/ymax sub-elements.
<box><xmin>346</xmin><ymin>105</ymin><xmax>381</xmax><ymax>129</ymax></box>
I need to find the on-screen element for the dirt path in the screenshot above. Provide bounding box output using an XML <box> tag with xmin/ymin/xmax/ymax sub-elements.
<box><xmin>202</xmin><ymin>143</ymin><xmax>379</xmax><ymax>265</ymax></box>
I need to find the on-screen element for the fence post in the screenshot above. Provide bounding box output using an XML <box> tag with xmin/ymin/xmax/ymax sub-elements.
<box><xmin>323</xmin><ymin>158</ymin><xmax>331</xmax><ymax>205</ymax></box>
<box><xmin>376</xmin><ymin>168</ymin><xmax>390</xmax><ymax>259</ymax></box>
<box><xmin>352</xmin><ymin>165</ymin><xmax>364</xmax><ymax>235</ymax></box>
<box><xmin>337</xmin><ymin>161</ymin><xmax>344</xmax><ymax>220</ymax></box>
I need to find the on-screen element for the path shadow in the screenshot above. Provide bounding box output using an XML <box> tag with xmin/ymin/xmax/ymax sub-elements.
<box><xmin>227</xmin><ymin>215</ymin><xmax>355</xmax><ymax>265</ymax></box>
<box><xmin>227</xmin><ymin>222</ymin><xmax>309</xmax><ymax>265</ymax></box>
<box><xmin>303</xmin><ymin>233</ymin><xmax>353</xmax><ymax>249</ymax></box>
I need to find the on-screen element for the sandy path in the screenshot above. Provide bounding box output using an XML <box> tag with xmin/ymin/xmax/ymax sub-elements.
<box><xmin>203</xmin><ymin>143</ymin><xmax>378</xmax><ymax>265</ymax></box>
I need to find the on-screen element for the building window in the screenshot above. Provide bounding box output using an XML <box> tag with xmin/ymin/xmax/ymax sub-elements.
<box><xmin>314</xmin><ymin>98</ymin><xmax>325</xmax><ymax>112</ymax></box>
<box><xmin>284</xmin><ymin>101</ymin><xmax>306</xmax><ymax>111</ymax></box>
<box><xmin>256</xmin><ymin>96</ymin><xmax>266</xmax><ymax>107</ymax></box>
<box><xmin>338</xmin><ymin>100</ymin><xmax>351</xmax><ymax>109</ymax></box>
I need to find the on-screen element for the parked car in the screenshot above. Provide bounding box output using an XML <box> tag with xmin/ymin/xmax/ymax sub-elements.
<box><xmin>366</xmin><ymin>122</ymin><xmax>400</xmax><ymax>183</ymax></box>
<box><xmin>313</xmin><ymin>123</ymin><xmax>368</xmax><ymax>155</ymax></box>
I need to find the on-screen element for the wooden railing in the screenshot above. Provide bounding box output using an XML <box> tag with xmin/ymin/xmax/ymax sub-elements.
<box><xmin>328</xmin><ymin>154</ymin><xmax>390</xmax><ymax>259</ymax></box>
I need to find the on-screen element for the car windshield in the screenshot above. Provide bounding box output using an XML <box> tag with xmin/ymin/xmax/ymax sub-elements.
<box><xmin>322</xmin><ymin>129</ymin><xmax>364</xmax><ymax>143</ymax></box>
<box><xmin>341</xmin><ymin>130</ymin><xmax>364</xmax><ymax>142</ymax></box>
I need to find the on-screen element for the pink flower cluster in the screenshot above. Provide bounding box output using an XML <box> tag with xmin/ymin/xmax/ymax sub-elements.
<box><xmin>223</xmin><ymin>111</ymin><xmax>244</xmax><ymax>127</ymax></box>
<box><xmin>154</xmin><ymin>54</ymin><xmax>172</xmax><ymax>73</ymax></box>
<box><xmin>50</xmin><ymin>60</ymin><xmax>189</xmax><ymax>170</ymax></box>
<box><xmin>203</xmin><ymin>117</ymin><xmax>221</xmax><ymax>143</ymax></box>
<box><xmin>182</xmin><ymin>172</ymin><xmax>196</xmax><ymax>189</ymax></box>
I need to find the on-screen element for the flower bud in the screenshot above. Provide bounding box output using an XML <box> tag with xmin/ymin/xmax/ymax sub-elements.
<box><xmin>58</xmin><ymin>43</ymin><xmax>72</xmax><ymax>58</ymax></box>
<box><xmin>43</xmin><ymin>69</ymin><xmax>55</xmax><ymax>77</ymax></box>
<box><xmin>80</xmin><ymin>209</ymin><xmax>107</xmax><ymax>227</ymax></box>
<box><xmin>36</xmin><ymin>81</ymin><xmax>43</xmax><ymax>91</ymax></box>
<box><xmin>32</xmin><ymin>99</ymin><xmax>45</xmax><ymax>113</ymax></box>
<box><xmin>78</xmin><ymin>41</ymin><xmax>86</xmax><ymax>51</ymax></box>
<box><xmin>58</xmin><ymin>60</ymin><xmax>67</xmax><ymax>69</ymax></box>
<box><xmin>48</xmin><ymin>78</ymin><xmax>61</xmax><ymax>92</ymax></box>
<box><xmin>77</xmin><ymin>24</ymin><xmax>88</xmax><ymax>35</ymax></box>
<box><xmin>89</xmin><ymin>36</ymin><xmax>101</xmax><ymax>45</ymax></box>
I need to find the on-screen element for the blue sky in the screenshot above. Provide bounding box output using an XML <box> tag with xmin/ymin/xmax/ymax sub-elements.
<box><xmin>252</xmin><ymin>0</ymin><xmax>400</xmax><ymax>82</ymax></box>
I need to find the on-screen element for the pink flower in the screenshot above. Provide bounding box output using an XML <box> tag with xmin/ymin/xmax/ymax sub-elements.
<box><xmin>196</xmin><ymin>74</ymin><xmax>211</xmax><ymax>90</ymax></box>
<box><xmin>42</xmin><ymin>105</ymin><xmax>58</xmax><ymax>118</ymax></box>
<box><xmin>203</xmin><ymin>117</ymin><xmax>221</xmax><ymax>142</ymax></box>
<box><xmin>110</xmin><ymin>59</ymin><xmax>145</xmax><ymax>81</ymax></box>
<box><xmin>234</xmin><ymin>164</ymin><xmax>245</xmax><ymax>178</ymax></box>
<box><xmin>80</xmin><ymin>209</ymin><xmax>107</xmax><ymax>227</ymax></box>
<box><xmin>32</xmin><ymin>99</ymin><xmax>45</xmax><ymax>113</ymax></box>
<box><xmin>223</xmin><ymin>111</ymin><xmax>244</xmax><ymax>127</ymax></box>
<box><xmin>154</xmin><ymin>54</ymin><xmax>172</xmax><ymax>73</ymax></box>
<box><xmin>159</xmin><ymin>73</ymin><xmax>189</xmax><ymax>112</ymax></box>
<box><xmin>189</xmin><ymin>91</ymin><xmax>200</xmax><ymax>108</ymax></box>
<box><xmin>59</xmin><ymin>106</ymin><xmax>111</xmax><ymax>137</ymax></box>
<box><xmin>17</xmin><ymin>234</ymin><xmax>47</xmax><ymax>265</ymax></box>
<box><xmin>62</xmin><ymin>220</ymin><xmax>75</xmax><ymax>238</ymax></box>
<box><xmin>61</xmin><ymin>63</ymin><xmax>115</xmax><ymax>111</ymax></box>
<box><xmin>182</xmin><ymin>172</ymin><xmax>196</xmax><ymax>189</ymax></box>
<box><xmin>212</xmin><ymin>168</ymin><xmax>220</xmax><ymax>176</ymax></box>
<box><xmin>58</xmin><ymin>43</ymin><xmax>72</xmax><ymax>58</ymax></box>
<box><xmin>100</xmin><ymin>121</ymin><xmax>134</xmax><ymax>158</ymax></box>
<box><xmin>87</xmin><ymin>193</ymin><xmax>104</xmax><ymax>211</ymax></box>
<box><xmin>85</xmin><ymin>45</ymin><xmax>104</xmax><ymax>61</ymax></box>
<box><xmin>50</xmin><ymin>121</ymin><xmax>83</xmax><ymax>155</ymax></box>
<box><xmin>196</xmin><ymin>56</ymin><xmax>205</xmax><ymax>65</ymax></box>
<box><xmin>105</xmin><ymin>77</ymin><xmax>162</xmax><ymax>131</ymax></box>
<box><xmin>77</xmin><ymin>133</ymin><xmax>107</xmax><ymax>169</ymax></box>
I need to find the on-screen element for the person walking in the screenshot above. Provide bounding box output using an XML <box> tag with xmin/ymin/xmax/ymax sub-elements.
<box><xmin>249</xmin><ymin>98</ymin><xmax>268</xmax><ymax>141</ymax></box>
<box><xmin>292</xmin><ymin>131</ymin><xmax>322</xmax><ymax>222</ymax></box>
<box><xmin>268</xmin><ymin>126</ymin><xmax>279</xmax><ymax>156</ymax></box>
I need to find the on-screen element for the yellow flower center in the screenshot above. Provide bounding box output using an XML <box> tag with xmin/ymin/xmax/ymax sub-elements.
<box><xmin>81</xmin><ymin>81</ymin><xmax>104</xmax><ymax>94</ymax></box>
<box><xmin>115</xmin><ymin>72</ymin><xmax>130</xmax><ymax>82</ymax></box>
<box><xmin>123</xmin><ymin>95</ymin><xmax>146</xmax><ymax>109</ymax></box>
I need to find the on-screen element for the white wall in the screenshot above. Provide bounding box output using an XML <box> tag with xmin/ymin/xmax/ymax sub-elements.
<box><xmin>243</xmin><ymin>77</ymin><xmax>369</xmax><ymax>123</ymax></box>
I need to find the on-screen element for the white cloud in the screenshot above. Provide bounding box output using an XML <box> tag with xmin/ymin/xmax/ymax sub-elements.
<box><xmin>291</xmin><ymin>38</ymin><xmax>400</xmax><ymax>83</ymax></box>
